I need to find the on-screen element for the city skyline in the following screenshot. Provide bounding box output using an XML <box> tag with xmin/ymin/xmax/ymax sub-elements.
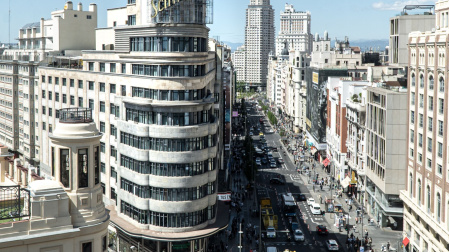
<box><xmin>0</xmin><ymin>0</ymin><xmax>437</xmax><ymax>49</ymax></box>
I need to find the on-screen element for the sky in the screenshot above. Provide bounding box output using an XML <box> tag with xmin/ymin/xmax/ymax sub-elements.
<box><xmin>0</xmin><ymin>0</ymin><xmax>437</xmax><ymax>47</ymax></box>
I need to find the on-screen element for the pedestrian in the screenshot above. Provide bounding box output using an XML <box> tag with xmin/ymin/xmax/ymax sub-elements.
<box><xmin>355</xmin><ymin>217</ymin><xmax>358</xmax><ymax>223</ymax></box>
<box><xmin>345</xmin><ymin>198</ymin><xmax>348</xmax><ymax>204</ymax></box>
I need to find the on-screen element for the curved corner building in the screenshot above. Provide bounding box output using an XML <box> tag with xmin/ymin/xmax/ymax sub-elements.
<box><xmin>37</xmin><ymin>0</ymin><xmax>225</xmax><ymax>251</ymax></box>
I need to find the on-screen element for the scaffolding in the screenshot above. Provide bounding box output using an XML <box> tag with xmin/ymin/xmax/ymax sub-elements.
<box><xmin>148</xmin><ymin>0</ymin><xmax>213</xmax><ymax>24</ymax></box>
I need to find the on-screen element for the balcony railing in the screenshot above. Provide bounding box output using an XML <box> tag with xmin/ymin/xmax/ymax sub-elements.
<box><xmin>0</xmin><ymin>185</ymin><xmax>30</xmax><ymax>222</ymax></box>
<box><xmin>59</xmin><ymin>108</ymin><xmax>93</xmax><ymax>123</ymax></box>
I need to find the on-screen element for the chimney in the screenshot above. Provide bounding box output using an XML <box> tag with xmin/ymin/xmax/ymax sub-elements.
<box><xmin>65</xmin><ymin>1</ymin><xmax>73</xmax><ymax>10</ymax></box>
<box><xmin>89</xmin><ymin>3</ymin><xmax>97</xmax><ymax>13</ymax></box>
<box><xmin>78</xmin><ymin>2</ymin><xmax>83</xmax><ymax>11</ymax></box>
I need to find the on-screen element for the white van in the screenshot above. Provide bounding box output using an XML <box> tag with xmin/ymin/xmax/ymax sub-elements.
<box><xmin>266</xmin><ymin>247</ymin><xmax>278</xmax><ymax>252</ymax></box>
<box><xmin>310</xmin><ymin>203</ymin><xmax>321</xmax><ymax>215</ymax></box>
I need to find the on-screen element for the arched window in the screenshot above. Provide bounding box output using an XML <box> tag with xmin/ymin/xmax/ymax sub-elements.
<box><xmin>411</xmin><ymin>73</ymin><xmax>416</xmax><ymax>87</ymax></box>
<box><xmin>418</xmin><ymin>179</ymin><xmax>422</xmax><ymax>205</ymax></box>
<box><xmin>427</xmin><ymin>185</ymin><xmax>431</xmax><ymax>213</ymax></box>
<box><xmin>429</xmin><ymin>75</ymin><xmax>434</xmax><ymax>90</ymax></box>
<box><xmin>437</xmin><ymin>193</ymin><xmax>441</xmax><ymax>222</ymax></box>
<box><xmin>440</xmin><ymin>77</ymin><xmax>445</xmax><ymax>93</ymax></box>
<box><xmin>420</xmin><ymin>74</ymin><xmax>424</xmax><ymax>88</ymax></box>
<box><xmin>409</xmin><ymin>173</ymin><xmax>413</xmax><ymax>198</ymax></box>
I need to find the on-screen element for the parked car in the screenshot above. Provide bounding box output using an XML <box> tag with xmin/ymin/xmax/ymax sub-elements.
<box><xmin>255</xmin><ymin>157</ymin><xmax>261</xmax><ymax>166</ymax></box>
<box><xmin>297</xmin><ymin>194</ymin><xmax>307</xmax><ymax>201</ymax></box>
<box><xmin>270</xmin><ymin>178</ymin><xmax>285</xmax><ymax>185</ymax></box>
<box><xmin>277</xmin><ymin>158</ymin><xmax>284</xmax><ymax>164</ymax></box>
<box><xmin>266</xmin><ymin>226</ymin><xmax>276</xmax><ymax>238</ymax></box>
<box><xmin>307</xmin><ymin>197</ymin><xmax>315</xmax><ymax>206</ymax></box>
<box><xmin>326</xmin><ymin>239</ymin><xmax>339</xmax><ymax>251</ymax></box>
<box><xmin>261</xmin><ymin>157</ymin><xmax>268</xmax><ymax>164</ymax></box>
<box><xmin>310</xmin><ymin>203</ymin><xmax>321</xmax><ymax>215</ymax></box>
<box><xmin>270</xmin><ymin>161</ymin><xmax>277</xmax><ymax>168</ymax></box>
<box><xmin>294</xmin><ymin>229</ymin><xmax>305</xmax><ymax>242</ymax></box>
<box><xmin>316</xmin><ymin>225</ymin><xmax>329</xmax><ymax>235</ymax></box>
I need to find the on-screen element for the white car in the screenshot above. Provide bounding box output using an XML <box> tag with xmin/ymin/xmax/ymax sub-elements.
<box><xmin>310</xmin><ymin>203</ymin><xmax>321</xmax><ymax>215</ymax></box>
<box><xmin>266</xmin><ymin>226</ymin><xmax>276</xmax><ymax>238</ymax></box>
<box><xmin>294</xmin><ymin>229</ymin><xmax>305</xmax><ymax>242</ymax></box>
<box><xmin>307</xmin><ymin>197</ymin><xmax>315</xmax><ymax>206</ymax></box>
<box><xmin>326</xmin><ymin>239</ymin><xmax>339</xmax><ymax>251</ymax></box>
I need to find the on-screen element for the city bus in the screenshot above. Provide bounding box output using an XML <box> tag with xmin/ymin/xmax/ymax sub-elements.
<box><xmin>282</xmin><ymin>193</ymin><xmax>297</xmax><ymax>217</ymax></box>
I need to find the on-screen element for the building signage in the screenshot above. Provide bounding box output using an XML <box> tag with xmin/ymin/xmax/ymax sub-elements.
<box><xmin>312</xmin><ymin>72</ymin><xmax>319</xmax><ymax>84</ymax></box>
<box><xmin>151</xmin><ymin>0</ymin><xmax>185</xmax><ymax>18</ymax></box>
<box><xmin>217</xmin><ymin>193</ymin><xmax>231</xmax><ymax>201</ymax></box>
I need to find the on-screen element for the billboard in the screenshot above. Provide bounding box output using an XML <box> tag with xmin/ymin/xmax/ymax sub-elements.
<box><xmin>306</xmin><ymin>68</ymin><xmax>347</xmax><ymax>144</ymax></box>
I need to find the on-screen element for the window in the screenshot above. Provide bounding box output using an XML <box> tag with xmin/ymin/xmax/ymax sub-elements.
<box><xmin>438</xmin><ymin>142</ymin><xmax>443</xmax><ymax>158</ymax></box>
<box><xmin>100</xmin><ymin>101</ymin><xmax>105</xmax><ymax>112</ymax></box>
<box><xmin>102</xmin><ymin>236</ymin><xmax>107</xmax><ymax>251</ymax></box>
<box><xmin>427</xmin><ymin>158</ymin><xmax>432</xmax><ymax>169</ymax></box>
<box><xmin>429</xmin><ymin>75</ymin><xmax>434</xmax><ymax>90</ymax></box>
<box><xmin>419</xmin><ymin>113</ymin><xmax>423</xmax><ymax>128</ymax></box>
<box><xmin>88</xmin><ymin>81</ymin><xmax>94</xmax><ymax>90</ymax></box>
<box><xmin>100</xmin><ymin>122</ymin><xmax>105</xmax><ymax>133</ymax></box>
<box><xmin>110</xmin><ymin>84</ymin><xmax>116</xmax><ymax>94</ymax></box>
<box><xmin>78</xmin><ymin>80</ymin><xmax>83</xmax><ymax>89</ymax></box>
<box><xmin>439</xmin><ymin>98</ymin><xmax>444</xmax><ymax>114</ymax></box>
<box><xmin>49</xmin><ymin>108</ymin><xmax>53</xmax><ymax>117</ymax></box>
<box><xmin>128</xmin><ymin>0</ymin><xmax>136</xmax><ymax>3</ymax></box>
<box><xmin>78</xmin><ymin>97</ymin><xmax>83</xmax><ymax>107</ymax></box>
<box><xmin>100</xmin><ymin>142</ymin><xmax>105</xmax><ymax>153</ymax></box>
<box><xmin>437</xmin><ymin>193</ymin><xmax>441</xmax><ymax>222</ymax></box>
<box><xmin>411</xmin><ymin>111</ymin><xmax>415</xmax><ymax>124</ymax></box>
<box><xmin>88</xmin><ymin>62</ymin><xmax>94</xmax><ymax>71</ymax></box>
<box><xmin>42</xmin><ymin>90</ymin><xmax>46</xmax><ymax>99</ymax></box>
<box><xmin>56</xmin><ymin>109</ymin><xmax>60</xmax><ymax>118</ymax></box>
<box><xmin>60</xmin><ymin>149</ymin><xmax>70</xmax><ymax>188</ymax></box>
<box><xmin>48</xmin><ymin>91</ymin><xmax>52</xmax><ymax>100</ymax></box>
<box><xmin>55</xmin><ymin>77</ymin><xmax>59</xmax><ymax>85</ymax></box>
<box><xmin>410</xmin><ymin>130</ymin><xmax>414</xmax><ymax>143</ymax></box>
<box><xmin>428</xmin><ymin>96</ymin><xmax>433</xmax><ymax>111</ymax></box>
<box><xmin>411</xmin><ymin>73</ymin><xmax>415</xmax><ymax>87</ymax></box>
<box><xmin>70</xmin><ymin>79</ymin><xmax>74</xmax><ymax>87</ymax></box>
<box><xmin>121</xmin><ymin>85</ymin><xmax>126</xmax><ymax>96</ymax></box>
<box><xmin>419</xmin><ymin>153</ymin><xmax>422</xmax><ymax>163</ymax></box>
<box><xmin>100</xmin><ymin>63</ymin><xmax>105</xmax><ymax>72</ymax></box>
<box><xmin>410</xmin><ymin>148</ymin><xmax>414</xmax><ymax>157</ymax></box>
<box><xmin>110</xmin><ymin>63</ymin><xmax>116</xmax><ymax>73</ymax></box>
<box><xmin>89</xmin><ymin>99</ymin><xmax>94</xmax><ymax>109</ymax></box>
<box><xmin>439</xmin><ymin>77</ymin><xmax>444</xmax><ymax>93</ymax></box>
<box><xmin>128</xmin><ymin>15</ymin><xmax>136</xmax><ymax>25</ymax></box>
<box><xmin>419</xmin><ymin>94</ymin><xmax>423</xmax><ymax>108</ymax></box>
<box><xmin>420</xmin><ymin>74</ymin><xmax>424</xmax><ymax>88</ymax></box>
<box><xmin>439</xmin><ymin>120</ymin><xmax>443</xmax><ymax>136</ymax></box>
<box><xmin>122</xmin><ymin>64</ymin><xmax>126</xmax><ymax>73</ymax></box>
<box><xmin>70</xmin><ymin>95</ymin><xmax>75</xmax><ymax>105</ymax></box>
<box><xmin>87</xmin><ymin>15</ymin><xmax>92</xmax><ymax>19</ymax></box>
<box><xmin>62</xmin><ymin>78</ymin><xmax>67</xmax><ymax>86</ymax></box>
<box><xmin>418</xmin><ymin>179</ymin><xmax>421</xmax><ymax>204</ymax></box>
<box><xmin>94</xmin><ymin>146</ymin><xmax>100</xmax><ymax>184</ymax></box>
<box><xmin>78</xmin><ymin>149</ymin><xmax>89</xmax><ymax>188</ymax></box>
<box><xmin>427</xmin><ymin>186</ymin><xmax>431</xmax><ymax>213</ymax></box>
<box><xmin>419</xmin><ymin>133</ymin><xmax>423</xmax><ymax>147</ymax></box>
<box><xmin>100</xmin><ymin>82</ymin><xmax>105</xmax><ymax>92</ymax></box>
<box><xmin>82</xmin><ymin>241</ymin><xmax>92</xmax><ymax>252</ymax></box>
<box><xmin>428</xmin><ymin>117</ymin><xmax>433</xmax><ymax>131</ymax></box>
<box><xmin>438</xmin><ymin>164</ymin><xmax>443</xmax><ymax>175</ymax></box>
<box><xmin>42</xmin><ymin>106</ymin><xmax>46</xmax><ymax>115</ymax></box>
<box><xmin>411</xmin><ymin>92</ymin><xmax>415</xmax><ymax>105</ymax></box>
<box><xmin>63</xmin><ymin>94</ymin><xmax>67</xmax><ymax>104</ymax></box>
<box><xmin>428</xmin><ymin>137</ymin><xmax>432</xmax><ymax>152</ymax></box>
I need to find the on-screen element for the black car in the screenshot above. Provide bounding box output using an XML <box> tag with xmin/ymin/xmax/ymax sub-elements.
<box><xmin>270</xmin><ymin>178</ymin><xmax>285</xmax><ymax>185</ymax></box>
<box><xmin>297</xmin><ymin>194</ymin><xmax>306</xmax><ymax>201</ymax></box>
<box><xmin>316</xmin><ymin>225</ymin><xmax>329</xmax><ymax>235</ymax></box>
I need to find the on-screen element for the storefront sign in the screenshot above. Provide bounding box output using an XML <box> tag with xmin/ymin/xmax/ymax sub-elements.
<box><xmin>151</xmin><ymin>0</ymin><xmax>185</xmax><ymax>18</ymax></box>
<box><xmin>217</xmin><ymin>193</ymin><xmax>231</xmax><ymax>201</ymax></box>
<box><xmin>312</xmin><ymin>72</ymin><xmax>319</xmax><ymax>84</ymax></box>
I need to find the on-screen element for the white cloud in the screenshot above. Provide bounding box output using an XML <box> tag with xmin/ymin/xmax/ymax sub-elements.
<box><xmin>372</xmin><ymin>0</ymin><xmax>435</xmax><ymax>11</ymax></box>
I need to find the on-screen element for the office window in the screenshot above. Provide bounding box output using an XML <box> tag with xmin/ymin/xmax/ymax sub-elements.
<box><xmin>42</xmin><ymin>106</ymin><xmax>46</xmax><ymax>115</ymax></box>
<box><xmin>110</xmin><ymin>63</ymin><xmax>116</xmax><ymax>73</ymax></box>
<box><xmin>428</xmin><ymin>137</ymin><xmax>432</xmax><ymax>152</ymax></box>
<box><xmin>63</xmin><ymin>94</ymin><xmax>67</xmax><ymax>103</ymax></box>
<box><xmin>429</xmin><ymin>75</ymin><xmax>434</xmax><ymax>90</ymax></box>
<box><xmin>110</xmin><ymin>84</ymin><xmax>116</xmax><ymax>94</ymax></box>
<box><xmin>128</xmin><ymin>15</ymin><xmax>136</xmax><ymax>25</ymax></box>
<box><xmin>100</xmin><ymin>142</ymin><xmax>105</xmax><ymax>153</ymax></box>
<box><xmin>410</xmin><ymin>130</ymin><xmax>414</xmax><ymax>143</ymax></box>
<box><xmin>55</xmin><ymin>77</ymin><xmax>59</xmax><ymax>85</ymax></box>
<box><xmin>81</xmin><ymin>242</ymin><xmax>92</xmax><ymax>252</ymax></box>
<box><xmin>70</xmin><ymin>95</ymin><xmax>75</xmax><ymax>105</ymax></box>
<box><xmin>42</xmin><ymin>90</ymin><xmax>46</xmax><ymax>99</ymax></box>
<box><xmin>438</xmin><ymin>164</ymin><xmax>443</xmax><ymax>175</ymax></box>
<box><xmin>56</xmin><ymin>109</ymin><xmax>60</xmax><ymax>118</ymax></box>
<box><xmin>410</xmin><ymin>148</ymin><xmax>414</xmax><ymax>157</ymax></box>
<box><xmin>411</xmin><ymin>73</ymin><xmax>415</xmax><ymax>87</ymax></box>
<box><xmin>122</xmin><ymin>64</ymin><xmax>126</xmax><ymax>73</ymax></box>
<box><xmin>78</xmin><ymin>97</ymin><xmax>83</xmax><ymax>107</ymax></box>
<box><xmin>62</xmin><ymin>78</ymin><xmax>67</xmax><ymax>86</ymax></box>
<box><xmin>88</xmin><ymin>62</ymin><xmax>94</xmax><ymax>71</ymax></box>
<box><xmin>411</xmin><ymin>111</ymin><xmax>415</xmax><ymax>124</ymax></box>
<box><xmin>121</xmin><ymin>85</ymin><xmax>126</xmax><ymax>96</ymax></box>
<box><xmin>60</xmin><ymin>149</ymin><xmax>70</xmax><ymax>188</ymax></box>
<box><xmin>439</xmin><ymin>77</ymin><xmax>444</xmax><ymax>92</ymax></box>
<box><xmin>438</xmin><ymin>142</ymin><xmax>443</xmax><ymax>158</ymax></box>
<box><xmin>420</xmin><ymin>74</ymin><xmax>424</xmax><ymax>88</ymax></box>
<box><xmin>89</xmin><ymin>99</ymin><xmax>94</xmax><ymax>109</ymax></box>
<box><xmin>100</xmin><ymin>63</ymin><xmax>105</xmax><ymax>72</ymax></box>
<box><xmin>100</xmin><ymin>82</ymin><xmax>105</xmax><ymax>92</ymax></box>
<box><xmin>419</xmin><ymin>113</ymin><xmax>423</xmax><ymax>128</ymax></box>
<box><xmin>419</xmin><ymin>94</ymin><xmax>423</xmax><ymax>108</ymax></box>
<box><xmin>78</xmin><ymin>80</ymin><xmax>83</xmax><ymax>89</ymax></box>
<box><xmin>428</xmin><ymin>96</ymin><xmax>433</xmax><ymax>111</ymax></box>
<box><xmin>419</xmin><ymin>133</ymin><xmax>423</xmax><ymax>147</ymax></box>
<box><xmin>78</xmin><ymin>149</ymin><xmax>89</xmax><ymax>188</ymax></box>
<box><xmin>88</xmin><ymin>81</ymin><xmax>94</xmax><ymax>90</ymax></box>
<box><xmin>427</xmin><ymin>158</ymin><xmax>432</xmax><ymax>169</ymax></box>
<box><xmin>411</xmin><ymin>92</ymin><xmax>415</xmax><ymax>105</ymax></box>
<box><xmin>418</xmin><ymin>153</ymin><xmax>422</xmax><ymax>163</ymax></box>
<box><xmin>70</xmin><ymin>79</ymin><xmax>74</xmax><ymax>87</ymax></box>
<box><xmin>439</xmin><ymin>98</ymin><xmax>444</xmax><ymax>114</ymax></box>
<box><xmin>100</xmin><ymin>122</ymin><xmax>105</xmax><ymax>133</ymax></box>
<box><xmin>428</xmin><ymin>117</ymin><xmax>433</xmax><ymax>131</ymax></box>
<box><xmin>48</xmin><ymin>91</ymin><xmax>52</xmax><ymax>100</ymax></box>
<box><xmin>49</xmin><ymin>108</ymin><xmax>52</xmax><ymax>117</ymax></box>
<box><xmin>439</xmin><ymin>120</ymin><xmax>444</xmax><ymax>136</ymax></box>
<box><xmin>100</xmin><ymin>101</ymin><xmax>105</xmax><ymax>112</ymax></box>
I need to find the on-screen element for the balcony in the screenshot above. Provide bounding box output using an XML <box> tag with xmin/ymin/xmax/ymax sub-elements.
<box><xmin>59</xmin><ymin>108</ymin><xmax>93</xmax><ymax>124</ymax></box>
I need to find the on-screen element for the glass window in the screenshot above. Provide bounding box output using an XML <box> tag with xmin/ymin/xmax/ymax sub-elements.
<box><xmin>70</xmin><ymin>95</ymin><xmax>75</xmax><ymax>105</ymax></box>
<box><xmin>439</xmin><ymin>77</ymin><xmax>444</xmax><ymax>92</ymax></box>
<box><xmin>78</xmin><ymin>148</ymin><xmax>89</xmax><ymax>188</ymax></box>
<box><xmin>88</xmin><ymin>62</ymin><xmax>94</xmax><ymax>71</ymax></box>
<box><xmin>110</xmin><ymin>63</ymin><xmax>116</xmax><ymax>73</ymax></box>
<box><xmin>110</xmin><ymin>84</ymin><xmax>116</xmax><ymax>94</ymax></box>
<box><xmin>89</xmin><ymin>99</ymin><xmax>94</xmax><ymax>109</ymax></box>
<box><xmin>63</xmin><ymin>94</ymin><xmax>67</xmax><ymax>104</ymax></box>
<box><xmin>78</xmin><ymin>80</ymin><xmax>83</xmax><ymax>89</ymax></box>
<box><xmin>88</xmin><ymin>81</ymin><xmax>94</xmax><ymax>90</ymax></box>
<box><xmin>100</xmin><ymin>101</ymin><xmax>105</xmax><ymax>112</ymax></box>
<box><xmin>94</xmin><ymin>146</ymin><xmax>100</xmax><ymax>184</ymax></box>
<box><xmin>70</xmin><ymin>79</ymin><xmax>75</xmax><ymax>87</ymax></box>
<box><xmin>60</xmin><ymin>149</ymin><xmax>70</xmax><ymax>188</ymax></box>
<box><xmin>100</xmin><ymin>63</ymin><xmax>105</xmax><ymax>72</ymax></box>
<box><xmin>100</xmin><ymin>82</ymin><xmax>105</xmax><ymax>92</ymax></box>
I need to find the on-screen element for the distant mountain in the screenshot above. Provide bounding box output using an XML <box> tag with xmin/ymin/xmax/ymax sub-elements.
<box><xmin>350</xmin><ymin>39</ymin><xmax>389</xmax><ymax>52</ymax></box>
<box><xmin>222</xmin><ymin>41</ymin><xmax>244</xmax><ymax>52</ymax></box>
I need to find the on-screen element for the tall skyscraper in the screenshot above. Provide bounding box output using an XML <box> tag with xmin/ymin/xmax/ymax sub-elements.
<box><xmin>275</xmin><ymin>4</ymin><xmax>312</xmax><ymax>55</ymax></box>
<box><xmin>401</xmin><ymin>1</ymin><xmax>449</xmax><ymax>251</ymax></box>
<box><xmin>244</xmin><ymin>0</ymin><xmax>275</xmax><ymax>86</ymax></box>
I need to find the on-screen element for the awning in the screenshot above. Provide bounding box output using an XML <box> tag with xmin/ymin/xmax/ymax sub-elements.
<box><xmin>311</xmin><ymin>148</ymin><xmax>317</xmax><ymax>155</ymax></box>
<box><xmin>340</xmin><ymin>177</ymin><xmax>351</xmax><ymax>189</ymax></box>
<box><xmin>322</xmin><ymin>158</ymin><xmax>330</xmax><ymax>166</ymax></box>
<box><xmin>402</xmin><ymin>237</ymin><xmax>410</xmax><ymax>247</ymax></box>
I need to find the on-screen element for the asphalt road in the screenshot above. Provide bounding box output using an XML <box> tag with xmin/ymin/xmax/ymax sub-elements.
<box><xmin>242</xmin><ymin>102</ymin><xmax>340</xmax><ymax>252</ymax></box>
